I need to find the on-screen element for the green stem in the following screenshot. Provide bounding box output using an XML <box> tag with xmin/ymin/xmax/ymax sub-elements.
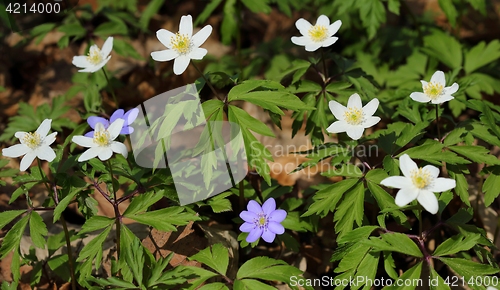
<box><xmin>191</xmin><ymin>62</ymin><xmax>222</xmax><ymax>101</ymax></box>
<box><xmin>320</xmin><ymin>48</ymin><xmax>328</xmax><ymax>82</ymax></box>
<box><xmin>102</xmin><ymin>68</ymin><xmax>118</xmax><ymax>107</ymax></box>
<box><xmin>435</xmin><ymin>104</ymin><xmax>441</xmax><ymax>140</ymax></box>
<box><xmin>419</xmin><ymin>209</ymin><xmax>423</xmax><ymax>237</ymax></box>
<box><xmin>107</xmin><ymin>159</ymin><xmax>121</xmax><ymax>261</ymax></box>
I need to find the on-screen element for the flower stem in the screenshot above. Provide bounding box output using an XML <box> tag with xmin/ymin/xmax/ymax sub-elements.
<box><xmin>191</xmin><ymin>62</ymin><xmax>222</xmax><ymax>101</ymax></box>
<box><xmin>102</xmin><ymin>68</ymin><xmax>118</xmax><ymax>107</ymax></box>
<box><xmin>107</xmin><ymin>159</ymin><xmax>121</xmax><ymax>261</ymax></box>
<box><xmin>435</xmin><ymin>104</ymin><xmax>441</xmax><ymax>139</ymax></box>
<box><xmin>320</xmin><ymin>48</ymin><xmax>328</xmax><ymax>82</ymax></box>
<box><xmin>418</xmin><ymin>209</ymin><xmax>423</xmax><ymax>237</ymax></box>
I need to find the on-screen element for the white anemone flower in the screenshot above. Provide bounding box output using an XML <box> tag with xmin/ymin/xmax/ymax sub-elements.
<box><xmin>151</xmin><ymin>15</ymin><xmax>213</xmax><ymax>75</ymax></box>
<box><xmin>72</xmin><ymin>37</ymin><xmax>113</xmax><ymax>73</ymax></box>
<box><xmin>380</xmin><ymin>154</ymin><xmax>456</xmax><ymax>214</ymax></box>
<box><xmin>410</xmin><ymin>70</ymin><xmax>459</xmax><ymax>104</ymax></box>
<box><xmin>327</xmin><ymin>93</ymin><xmax>380</xmax><ymax>140</ymax></box>
<box><xmin>72</xmin><ymin>119</ymin><xmax>128</xmax><ymax>162</ymax></box>
<box><xmin>2</xmin><ymin>119</ymin><xmax>57</xmax><ymax>171</ymax></box>
<box><xmin>291</xmin><ymin>15</ymin><xmax>342</xmax><ymax>52</ymax></box>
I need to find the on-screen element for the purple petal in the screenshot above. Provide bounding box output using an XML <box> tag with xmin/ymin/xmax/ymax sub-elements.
<box><xmin>110</xmin><ymin>109</ymin><xmax>125</xmax><ymax>123</ymax></box>
<box><xmin>268</xmin><ymin>222</ymin><xmax>285</xmax><ymax>234</ymax></box>
<box><xmin>239</xmin><ymin>222</ymin><xmax>255</xmax><ymax>232</ymax></box>
<box><xmin>123</xmin><ymin>108</ymin><xmax>139</xmax><ymax>125</ymax></box>
<box><xmin>84</xmin><ymin>131</ymin><xmax>95</xmax><ymax>138</ymax></box>
<box><xmin>120</xmin><ymin>126</ymin><xmax>134</xmax><ymax>135</ymax></box>
<box><xmin>262</xmin><ymin>198</ymin><xmax>276</xmax><ymax>215</ymax></box>
<box><xmin>247</xmin><ymin>200</ymin><xmax>262</xmax><ymax>214</ymax></box>
<box><xmin>261</xmin><ymin>230</ymin><xmax>276</xmax><ymax>243</ymax></box>
<box><xmin>240</xmin><ymin>210</ymin><xmax>258</xmax><ymax>223</ymax></box>
<box><xmin>268</xmin><ymin>209</ymin><xmax>287</xmax><ymax>223</ymax></box>
<box><xmin>246</xmin><ymin>228</ymin><xmax>263</xmax><ymax>243</ymax></box>
<box><xmin>87</xmin><ymin>117</ymin><xmax>109</xmax><ymax>129</ymax></box>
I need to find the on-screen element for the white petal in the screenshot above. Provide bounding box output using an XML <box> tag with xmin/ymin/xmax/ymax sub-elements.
<box><xmin>35</xmin><ymin>146</ymin><xmax>56</xmax><ymax>162</ymax></box>
<box><xmin>173</xmin><ymin>55</ymin><xmax>191</xmax><ymax>75</ymax></box>
<box><xmin>345</xmin><ymin>126</ymin><xmax>364</xmax><ymax>140</ymax></box>
<box><xmin>95</xmin><ymin>122</ymin><xmax>105</xmax><ymax>132</ymax></box>
<box><xmin>98</xmin><ymin>148</ymin><xmax>113</xmax><ymax>161</ymax></box>
<box><xmin>328</xmin><ymin>20</ymin><xmax>342</xmax><ymax>36</ymax></box>
<box><xmin>347</xmin><ymin>93</ymin><xmax>362</xmax><ymax>109</ymax></box>
<box><xmin>444</xmin><ymin>82</ymin><xmax>459</xmax><ymax>95</ymax></box>
<box><xmin>20</xmin><ymin>152</ymin><xmax>37</xmax><ymax>171</ymax></box>
<box><xmin>363</xmin><ymin>116</ymin><xmax>380</xmax><ymax>128</ymax></box>
<box><xmin>326</xmin><ymin>121</ymin><xmax>349</xmax><ymax>133</ymax></box>
<box><xmin>78</xmin><ymin>147</ymin><xmax>101</xmax><ymax>162</ymax></box>
<box><xmin>305</xmin><ymin>42</ymin><xmax>322</xmax><ymax>52</ymax></box>
<box><xmin>362</xmin><ymin>98</ymin><xmax>379</xmax><ymax>116</ymax></box>
<box><xmin>417</xmin><ymin>190</ymin><xmax>439</xmax><ymax>214</ymax></box>
<box><xmin>189</xmin><ymin>48</ymin><xmax>207</xmax><ymax>60</ymax></box>
<box><xmin>410</xmin><ymin>92</ymin><xmax>431</xmax><ymax>103</ymax></box>
<box><xmin>420</xmin><ymin>80</ymin><xmax>428</xmax><ymax>89</ymax></box>
<box><xmin>179</xmin><ymin>15</ymin><xmax>193</xmax><ymax>38</ymax></box>
<box><xmin>399</xmin><ymin>154</ymin><xmax>418</xmax><ymax>178</ymax></box>
<box><xmin>108</xmin><ymin>119</ymin><xmax>125</xmax><ymax>140</ymax></box>
<box><xmin>428</xmin><ymin>178</ymin><xmax>456</xmax><ymax>192</ymax></box>
<box><xmin>151</xmin><ymin>49</ymin><xmax>178</xmax><ymax>62</ymax></box>
<box><xmin>394</xmin><ymin>187</ymin><xmax>419</xmax><ymax>207</ymax></box>
<box><xmin>101</xmin><ymin>37</ymin><xmax>113</xmax><ymax>58</ymax></box>
<box><xmin>430</xmin><ymin>70</ymin><xmax>446</xmax><ymax>86</ymax></box>
<box><xmin>422</xmin><ymin>165</ymin><xmax>440</xmax><ymax>178</ymax></box>
<box><xmin>291</xmin><ymin>36</ymin><xmax>309</xmax><ymax>46</ymax></box>
<box><xmin>295</xmin><ymin>18</ymin><xmax>312</xmax><ymax>36</ymax></box>
<box><xmin>156</xmin><ymin>29</ymin><xmax>175</xmax><ymax>48</ymax></box>
<box><xmin>321</xmin><ymin>37</ymin><xmax>338</xmax><ymax>47</ymax></box>
<box><xmin>36</xmin><ymin>119</ymin><xmax>52</xmax><ymax>137</ymax></box>
<box><xmin>92</xmin><ymin>56</ymin><xmax>111</xmax><ymax>72</ymax></box>
<box><xmin>381</xmin><ymin>176</ymin><xmax>411</xmax><ymax>189</ymax></box>
<box><xmin>43</xmin><ymin>132</ymin><xmax>57</xmax><ymax>146</ymax></box>
<box><xmin>15</xmin><ymin>132</ymin><xmax>27</xmax><ymax>139</ymax></box>
<box><xmin>192</xmin><ymin>25</ymin><xmax>212</xmax><ymax>47</ymax></box>
<box><xmin>431</xmin><ymin>95</ymin><xmax>454</xmax><ymax>104</ymax></box>
<box><xmin>328</xmin><ymin>100</ymin><xmax>347</xmax><ymax>120</ymax></box>
<box><xmin>316</xmin><ymin>15</ymin><xmax>330</xmax><ymax>27</ymax></box>
<box><xmin>2</xmin><ymin>144</ymin><xmax>30</xmax><ymax>157</ymax></box>
<box><xmin>72</xmin><ymin>56</ymin><xmax>91</xmax><ymax>69</ymax></box>
<box><xmin>72</xmin><ymin>136</ymin><xmax>95</xmax><ymax>148</ymax></box>
<box><xmin>110</xmin><ymin>142</ymin><xmax>128</xmax><ymax>158</ymax></box>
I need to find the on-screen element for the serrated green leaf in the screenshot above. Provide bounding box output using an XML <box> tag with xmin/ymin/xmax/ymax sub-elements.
<box><xmin>128</xmin><ymin>207</ymin><xmax>200</xmax><ymax>232</ymax></box>
<box><xmin>333</xmin><ymin>182</ymin><xmax>365</xmax><ymax>238</ymax></box>
<box><xmin>228</xmin><ymin>105</ymin><xmax>275</xmax><ymax>137</ymax></box>
<box><xmin>0</xmin><ymin>210</ymin><xmax>26</xmax><ymax>230</ymax></box>
<box><xmin>0</xmin><ymin>215</ymin><xmax>29</xmax><ymax>259</ymax></box>
<box><xmin>438</xmin><ymin>0</ymin><xmax>458</xmax><ymax>27</ymax></box>
<box><xmin>53</xmin><ymin>189</ymin><xmax>79</xmax><ymax>223</ymax></box>
<box><xmin>464</xmin><ymin>40</ymin><xmax>500</xmax><ymax>74</ymax></box>
<box><xmin>122</xmin><ymin>190</ymin><xmax>163</xmax><ymax>216</ymax></box>
<box><xmin>438</xmin><ymin>258</ymin><xmax>500</xmax><ymax>283</ymax></box>
<box><xmin>190</xmin><ymin>244</ymin><xmax>229</xmax><ymax>276</ymax></box>
<box><xmin>302</xmin><ymin>178</ymin><xmax>359</xmax><ymax>217</ymax></box>
<box><xmin>237</xmin><ymin>256</ymin><xmax>302</xmax><ymax>281</ymax></box>
<box><xmin>79</xmin><ymin>216</ymin><xmax>115</xmax><ymax>235</ymax></box>
<box><xmin>385</xmin><ymin>262</ymin><xmax>422</xmax><ymax>290</ymax></box>
<box><xmin>483</xmin><ymin>172</ymin><xmax>500</xmax><ymax>207</ymax></box>
<box><xmin>29</xmin><ymin>211</ymin><xmax>48</xmax><ymax>249</ymax></box>
<box><xmin>422</xmin><ymin>30</ymin><xmax>462</xmax><ymax>69</ymax></box>
<box><xmin>433</xmin><ymin>234</ymin><xmax>480</xmax><ymax>256</ymax></box>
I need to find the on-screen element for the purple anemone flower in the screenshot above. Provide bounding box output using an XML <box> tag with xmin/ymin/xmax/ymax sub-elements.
<box><xmin>85</xmin><ymin>108</ymin><xmax>139</xmax><ymax>137</ymax></box>
<box><xmin>239</xmin><ymin>198</ymin><xmax>287</xmax><ymax>243</ymax></box>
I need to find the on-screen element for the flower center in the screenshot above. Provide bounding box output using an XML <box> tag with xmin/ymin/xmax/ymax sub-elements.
<box><xmin>255</xmin><ymin>213</ymin><xmax>268</xmax><ymax>229</ymax></box>
<box><xmin>411</xmin><ymin>168</ymin><xmax>432</xmax><ymax>189</ymax></box>
<box><xmin>86</xmin><ymin>46</ymin><xmax>103</xmax><ymax>65</ymax></box>
<box><xmin>308</xmin><ymin>25</ymin><xmax>328</xmax><ymax>42</ymax></box>
<box><xmin>344</xmin><ymin>107</ymin><xmax>365</xmax><ymax>125</ymax></box>
<box><xmin>423</xmin><ymin>82</ymin><xmax>444</xmax><ymax>100</ymax></box>
<box><xmin>23</xmin><ymin>132</ymin><xmax>41</xmax><ymax>149</ymax></box>
<box><xmin>93</xmin><ymin>130</ymin><xmax>111</xmax><ymax>146</ymax></box>
<box><xmin>171</xmin><ymin>33</ymin><xmax>192</xmax><ymax>54</ymax></box>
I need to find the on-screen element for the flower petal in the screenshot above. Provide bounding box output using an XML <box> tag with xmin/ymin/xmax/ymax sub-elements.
<box><xmin>261</xmin><ymin>229</ymin><xmax>276</xmax><ymax>243</ymax></box>
<box><xmin>262</xmin><ymin>198</ymin><xmax>276</xmax><ymax>215</ymax></box>
<box><xmin>321</xmin><ymin>37</ymin><xmax>338</xmax><ymax>47</ymax></box>
<box><xmin>120</xmin><ymin>127</ymin><xmax>134</xmax><ymax>135</ymax></box>
<box><xmin>20</xmin><ymin>152</ymin><xmax>37</xmax><ymax>171</ymax></box>
<box><xmin>326</xmin><ymin>121</ymin><xmax>349</xmax><ymax>133</ymax></box>
<box><xmin>2</xmin><ymin>144</ymin><xmax>30</xmax><ymax>158</ymax></box>
<box><xmin>268</xmin><ymin>222</ymin><xmax>285</xmax><ymax>234</ymax></box>
<box><xmin>72</xmin><ymin>56</ymin><xmax>91</xmax><ymax>68</ymax></box>
<box><xmin>380</xmin><ymin>176</ymin><xmax>411</xmax><ymax>189</ymax></box>
<box><xmin>173</xmin><ymin>55</ymin><xmax>191</xmax><ymax>75</ymax></box>
<box><xmin>78</xmin><ymin>147</ymin><xmax>101</xmax><ymax>162</ymax></box>
<box><xmin>110</xmin><ymin>142</ymin><xmax>128</xmax><ymax>158</ymax></box>
<box><xmin>110</xmin><ymin>109</ymin><xmax>124</xmax><ymax>123</ymax></box>
<box><xmin>316</xmin><ymin>15</ymin><xmax>330</xmax><ymax>27</ymax></box>
<box><xmin>239</xmin><ymin>222</ymin><xmax>255</xmax><ymax>232</ymax></box>
<box><xmin>84</xmin><ymin>131</ymin><xmax>95</xmax><ymax>138</ymax></box>
<box><xmin>35</xmin><ymin>146</ymin><xmax>56</xmax><ymax>162</ymax></box>
<box><xmin>347</xmin><ymin>93</ymin><xmax>362</xmax><ymax>109</ymax></box>
<box><xmin>305</xmin><ymin>42</ymin><xmax>322</xmax><ymax>52</ymax></box>
<box><xmin>428</xmin><ymin>178</ymin><xmax>456</xmax><ymax>193</ymax></box>
<box><xmin>363</xmin><ymin>116</ymin><xmax>381</xmax><ymax>129</ymax></box>
<box><xmin>432</xmin><ymin>95</ymin><xmax>454</xmax><ymax>104</ymax></box>
<box><xmin>101</xmin><ymin>37</ymin><xmax>113</xmax><ymax>58</ymax></box>
<box><xmin>240</xmin><ymin>210</ymin><xmax>258</xmax><ymax>222</ymax></box>
<box><xmin>36</xmin><ymin>119</ymin><xmax>52</xmax><ymax>138</ymax></box>
<box><xmin>87</xmin><ymin>116</ymin><xmax>109</xmax><ymax>129</ymax></box>
<box><xmin>43</xmin><ymin>132</ymin><xmax>57</xmax><ymax>146</ymax></box>
<box><xmin>123</xmin><ymin>108</ymin><xmax>139</xmax><ymax>125</ymax></box>
<box><xmin>345</xmin><ymin>125</ymin><xmax>365</xmax><ymax>140</ymax></box>
<box><xmin>399</xmin><ymin>154</ymin><xmax>418</xmax><ymax>178</ymax></box>
<box><xmin>269</xmin><ymin>209</ymin><xmax>287</xmax><ymax>223</ymax></box>
<box><xmin>156</xmin><ymin>29</ymin><xmax>175</xmax><ymax>48</ymax></box>
<box><xmin>247</xmin><ymin>200</ymin><xmax>262</xmax><ymax>214</ymax></box>
<box><xmin>108</xmin><ymin>119</ymin><xmax>125</xmax><ymax>140</ymax></box>
<box><xmin>246</xmin><ymin>228</ymin><xmax>263</xmax><ymax>243</ymax></box>
<box><xmin>363</xmin><ymin>98</ymin><xmax>379</xmax><ymax>117</ymax></box>
<box><xmin>72</xmin><ymin>135</ymin><xmax>96</xmax><ymax>148</ymax></box>
<box><xmin>417</xmin><ymin>190</ymin><xmax>439</xmax><ymax>214</ymax></box>
<box><xmin>192</xmin><ymin>25</ymin><xmax>212</xmax><ymax>47</ymax></box>
<box><xmin>291</xmin><ymin>36</ymin><xmax>309</xmax><ymax>46</ymax></box>
<box><xmin>179</xmin><ymin>15</ymin><xmax>193</xmax><ymax>38</ymax></box>
<box><xmin>295</xmin><ymin>18</ymin><xmax>312</xmax><ymax>36</ymax></box>
<box><xmin>328</xmin><ymin>20</ymin><xmax>342</xmax><ymax>36</ymax></box>
<box><xmin>15</xmin><ymin>132</ymin><xmax>27</xmax><ymax>139</ymax></box>
<box><xmin>151</xmin><ymin>49</ymin><xmax>179</xmax><ymax>62</ymax></box>
<box><xmin>422</xmin><ymin>165</ymin><xmax>440</xmax><ymax>179</ymax></box>
<box><xmin>189</xmin><ymin>48</ymin><xmax>208</xmax><ymax>60</ymax></box>
<box><xmin>394</xmin><ymin>187</ymin><xmax>419</xmax><ymax>207</ymax></box>
<box><xmin>444</xmin><ymin>82</ymin><xmax>459</xmax><ymax>95</ymax></box>
<box><xmin>97</xmin><ymin>148</ymin><xmax>113</xmax><ymax>161</ymax></box>
<box><xmin>430</xmin><ymin>70</ymin><xmax>445</xmax><ymax>86</ymax></box>
<box><xmin>410</xmin><ymin>92</ymin><xmax>431</xmax><ymax>103</ymax></box>
<box><xmin>328</xmin><ymin>100</ymin><xmax>347</xmax><ymax>120</ymax></box>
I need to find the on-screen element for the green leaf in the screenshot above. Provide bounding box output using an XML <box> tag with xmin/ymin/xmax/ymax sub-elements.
<box><xmin>138</xmin><ymin>0</ymin><xmax>164</xmax><ymax>29</ymax></box>
<box><xmin>58</xmin><ymin>23</ymin><xmax>86</xmax><ymax>37</ymax></box>
<box><xmin>337</xmin><ymin>226</ymin><xmax>378</xmax><ymax>244</ymax></box>
<box><xmin>94</xmin><ymin>20</ymin><xmax>128</xmax><ymax>37</ymax></box>
<box><xmin>438</xmin><ymin>0</ymin><xmax>458</xmax><ymax>27</ymax></box>
<box><xmin>483</xmin><ymin>172</ymin><xmax>500</xmax><ymax>207</ymax></box>
<box><xmin>122</xmin><ymin>190</ymin><xmax>163</xmax><ymax>216</ymax></box>
<box><xmin>190</xmin><ymin>244</ymin><xmax>229</xmax><ymax>276</ymax></box>
<box><xmin>76</xmin><ymin>225</ymin><xmax>112</xmax><ymax>263</ymax></box>
<box><xmin>79</xmin><ymin>216</ymin><xmax>115</xmax><ymax>235</ymax></box>
<box><xmin>199</xmin><ymin>282</ymin><xmax>229</xmax><ymax>290</ymax></box>
<box><xmin>464</xmin><ymin>40</ymin><xmax>500</xmax><ymax>74</ymax></box>
<box><xmin>127</xmin><ymin>207</ymin><xmax>200</xmax><ymax>232</ymax></box>
<box><xmin>0</xmin><ymin>210</ymin><xmax>26</xmax><ymax>230</ymax></box>
<box><xmin>387</xmin><ymin>0</ymin><xmax>401</xmax><ymax>15</ymax></box>
<box><xmin>366</xmin><ymin>233</ymin><xmax>423</xmax><ymax>257</ymax></box>
<box><xmin>357</xmin><ymin>0</ymin><xmax>386</xmax><ymax>39</ymax></box>
<box><xmin>29</xmin><ymin>211</ymin><xmax>48</xmax><ymax>249</ymax></box>
<box><xmin>228</xmin><ymin>105</ymin><xmax>275</xmax><ymax>137</ymax></box>
<box><xmin>322</xmin><ymin>163</ymin><xmax>363</xmax><ymax>178</ymax></box>
<box><xmin>237</xmin><ymin>256</ymin><xmax>302</xmax><ymax>282</ymax></box>
<box><xmin>429</xmin><ymin>265</ymin><xmax>450</xmax><ymax>290</ymax></box>
<box><xmin>438</xmin><ymin>258</ymin><xmax>500</xmax><ymax>286</ymax></box>
<box><xmin>221</xmin><ymin>0</ymin><xmax>237</xmax><ymax>45</ymax></box>
<box><xmin>241</xmin><ymin>0</ymin><xmax>271</xmax><ymax>13</ymax></box>
<box><xmin>113</xmin><ymin>38</ymin><xmax>143</xmax><ymax>60</ymax></box>
<box><xmin>0</xmin><ymin>215</ymin><xmax>29</xmax><ymax>259</ymax></box>
<box><xmin>333</xmin><ymin>182</ymin><xmax>365</xmax><ymax>239</ymax></box>
<box><xmin>195</xmin><ymin>0</ymin><xmax>223</xmax><ymax>26</ymax></box>
<box><xmin>433</xmin><ymin>234</ymin><xmax>480</xmax><ymax>256</ymax></box>
<box><xmin>385</xmin><ymin>262</ymin><xmax>422</xmax><ymax>290</ymax></box>
<box><xmin>53</xmin><ymin>189</ymin><xmax>79</xmax><ymax>223</ymax></box>
<box><xmin>448</xmin><ymin>145</ymin><xmax>500</xmax><ymax>165</ymax></box>
<box><xmin>302</xmin><ymin>178</ymin><xmax>359</xmax><ymax>217</ymax></box>
<box><xmin>422</xmin><ymin>30</ymin><xmax>462</xmax><ymax>69</ymax></box>
<box><xmin>234</xmin><ymin>279</ymin><xmax>276</xmax><ymax>290</ymax></box>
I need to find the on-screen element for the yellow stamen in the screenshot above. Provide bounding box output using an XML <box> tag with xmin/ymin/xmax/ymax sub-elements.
<box><xmin>23</xmin><ymin>132</ymin><xmax>41</xmax><ymax>149</ymax></box>
<box><xmin>344</xmin><ymin>107</ymin><xmax>364</xmax><ymax>125</ymax></box>
<box><xmin>171</xmin><ymin>33</ymin><xmax>191</xmax><ymax>54</ymax></box>
<box><xmin>411</xmin><ymin>168</ymin><xmax>432</xmax><ymax>189</ymax></box>
<box><xmin>86</xmin><ymin>46</ymin><xmax>103</xmax><ymax>65</ymax></box>
<box><xmin>258</xmin><ymin>216</ymin><xmax>266</xmax><ymax>226</ymax></box>
<box><xmin>423</xmin><ymin>82</ymin><xmax>444</xmax><ymax>100</ymax></box>
<box><xmin>308</xmin><ymin>25</ymin><xmax>328</xmax><ymax>42</ymax></box>
<box><xmin>93</xmin><ymin>130</ymin><xmax>110</xmax><ymax>146</ymax></box>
